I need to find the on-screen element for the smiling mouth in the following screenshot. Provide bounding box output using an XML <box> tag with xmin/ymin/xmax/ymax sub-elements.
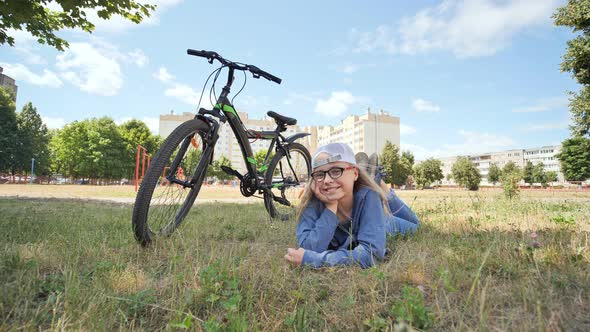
<box><xmin>322</xmin><ymin>186</ymin><xmax>340</xmax><ymax>194</ymax></box>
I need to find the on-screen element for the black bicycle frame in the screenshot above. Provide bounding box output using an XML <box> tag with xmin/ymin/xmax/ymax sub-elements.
<box><xmin>179</xmin><ymin>66</ymin><xmax>296</xmax><ymax>189</ymax></box>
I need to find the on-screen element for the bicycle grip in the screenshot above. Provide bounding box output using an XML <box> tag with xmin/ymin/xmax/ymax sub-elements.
<box><xmin>187</xmin><ymin>49</ymin><xmax>218</xmax><ymax>59</ymax></box>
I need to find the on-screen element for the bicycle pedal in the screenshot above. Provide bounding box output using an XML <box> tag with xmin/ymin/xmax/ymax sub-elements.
<box><xmin>220</xmin><ymin>165</ymin><xmax>243</xmax><ymax>180</ymax></box>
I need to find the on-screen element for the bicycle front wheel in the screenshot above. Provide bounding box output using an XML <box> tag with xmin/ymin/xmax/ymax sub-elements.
<box><xmin>132</xmin><ymin>119</ymin><xmax>211</xmax><ymax>246</ymax></box>
<box><xmin>264</xmin><ymin>142</ymin><xmax>311</xmax><ymax>221</ymax></box>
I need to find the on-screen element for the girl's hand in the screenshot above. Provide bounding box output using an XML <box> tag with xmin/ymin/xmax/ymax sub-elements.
<box><xmin>284</xmin><ymin>248</ymin><xmax>305</xmax><ymax>266</ymax></box>
<box><xmin>311</xmin><ymin>181</ymin><xmax>338</xmax><ymax>212</ymax></box>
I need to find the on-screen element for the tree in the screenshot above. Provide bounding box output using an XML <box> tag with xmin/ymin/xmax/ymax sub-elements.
<box><xmin>0</xmin><ymin>87</ymin><xmax>17</xmax><ymax>174</ymax></box>
<box><xmin>50</xmin><ymin>121</ymin><xmax>89</xmax><ymax>179</ymax></box>
<box><xmin>15</xmin><ymin>102</ymin><xmax>51</xmax><ymax>177</ymax></box>
<box><xmin>119</xmin><ymin>119</ymin><xmax>159</xmax><ymax>179</ymax></box>
<box><xmin>413</xmin><ymin>158</ymin><xmax>443</xmax><ymax>189</ymax></box>
<box><xmin>401</xmin><ymin>151</ymin><xmax>415</xmax><ymax>166</ymax></box>
<box><xmin>556</xmin><ymin>136</ymin><xmax>590</xmax><ymax>181</ymax></box>
<box><xmin>1</xmin><ymin>1</ymin><xmax>156</xmax><ymax>51</ymax></box>
<box><xmin>254</xmin><ymin>149</ymin><xmax>274</xmax><ymax>173</ymax></box>
<box><xmin>381</xmin><ymin>141</ymin><xmax>413</xmax><ymax>187</ymax></box>
<box><xmin>502</xmin><ymin>161</ymin><xmax>521</xmax><ymax>177</ymax></box>
<box><xmin>554</xmin><ymin>1</ymin><xmax>590</xmax><ymax>136</ymax></box>
<box><xmin>532</xmin><ymin>162</ymin><xmax>548</xmax><ymax>187</ymax></box>
<box><xmin>500</xmin><ymin>161</ymin><xmax>522</xmax><ymax>198</ymax></box>
<box><xmin>50</xmin><ymin>117</ymin><xmax>127</xmax><ymax>182</ymax></box>
<box><xmin>488</xmin><ymin>163</ymin><xmax>501</xmax><ymax>185</ymax></box>
<box><xmin>502</xmin><ymin>171</ymin><xmax>521</xmax><ymax>200</ymax></box>
<box><xmin>213</xmin><ymin>156</ymin><xmax>233</xmax><ymax>184</ymax></box>
<box><xmin>523</xmin><ymin>161</ymin><xmax>535</xmax><ymax>185</ymax></box>
<box><xmin>451</xmin><ymin>156</ymin><xmax>482</xmax><ymax>190</ymax></box>
<box><xmin>547</xmin><ymin>171</ymin><xmax>559</xmax><ymax>183</ymax></box>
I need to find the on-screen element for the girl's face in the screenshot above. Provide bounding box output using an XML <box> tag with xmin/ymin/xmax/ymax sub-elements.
<box><xmin>311</xmin><ymin>155</ymin><xmax>358</xmax><ymax>201</ymax></box>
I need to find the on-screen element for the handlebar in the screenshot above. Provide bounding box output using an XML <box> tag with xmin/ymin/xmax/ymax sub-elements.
<box><xmin>187</xmin><ymin>49</ymin><xmax>282</xmax><ymax>84</ymax></box>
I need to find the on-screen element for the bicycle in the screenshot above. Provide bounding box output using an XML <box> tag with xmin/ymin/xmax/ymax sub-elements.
<box><xmin>132</xmin><ymin>49</ymin><xmax>312</xmax><ymax>246</ymax></box>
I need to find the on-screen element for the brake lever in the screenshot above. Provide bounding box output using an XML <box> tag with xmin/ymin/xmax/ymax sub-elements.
<box><xmin>208</xmin><ymin>57</ymin><xmax>214</xmax><ymax>64</ymax></box>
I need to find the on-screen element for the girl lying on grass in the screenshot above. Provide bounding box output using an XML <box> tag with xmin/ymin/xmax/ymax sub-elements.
<box><xmin>284</xmin><ymin>142</ymin><xmax>419</xmax><ymax>268</ymax></box>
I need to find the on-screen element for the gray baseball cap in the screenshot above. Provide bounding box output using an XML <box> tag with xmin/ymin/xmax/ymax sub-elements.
<box><xmin>312</xmin><ymin>143</ymin><xmax>357</xmax><ymax>169</ymax></box>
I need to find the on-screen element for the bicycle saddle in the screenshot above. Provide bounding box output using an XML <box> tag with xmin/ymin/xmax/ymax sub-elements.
<box><xmin>267</xmin><ymin>111</ymin><xmax>297</xmax><ymax>126</ymax></box>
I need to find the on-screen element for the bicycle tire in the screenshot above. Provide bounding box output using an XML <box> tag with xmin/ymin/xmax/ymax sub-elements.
<box><xmin>132</xmin><ymin>119</ymin><xmax>211</xmax><ymax>246</ymax></box>
<box><xmin>264</xmin><ymin>142</ymin><xmax>311</xmax><ymax>221</ymax></box>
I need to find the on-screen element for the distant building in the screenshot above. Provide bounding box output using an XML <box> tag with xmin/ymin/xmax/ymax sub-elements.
<box><xmin>159</xmin><ymin>108</ymin><xmax>401</xmax><ymax>173</ymax></box>
<box><xmin>313</xmin><ymin>108</ymin><xmax>400</xmax><ymax>156</ymax></box>
<box><xmin>0</xmin><ymin>66</ymin><xmax>18</xmax><ymax>101</ymax></box>
<box><xmin>438</xmin><ymin>145</ymin><xmax>565</xmax><ymax>185</ymax></box>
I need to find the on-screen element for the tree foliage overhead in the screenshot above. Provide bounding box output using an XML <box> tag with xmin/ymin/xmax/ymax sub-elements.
<box><xmin>0</xmin><ymin>0</ymin><xmax>156</xmax><ymax>51</ymax></box>
<box><xmin>554</xmin><ymin>0</ymin><xmax>590</xmax><ymax>136</ymax></box>
<box><xmin>556</xmin><ymin>136</ymin><xmax>590</xmax><ymax>181</ymax></box>
<box><xmin>451</xmin><ymin>156</ymin><xmax>481</xmax><ymax>191</ymax></box>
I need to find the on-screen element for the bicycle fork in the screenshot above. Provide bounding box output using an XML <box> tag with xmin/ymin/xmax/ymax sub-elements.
<box><xmin>166</xmin><ymin>120</ymin><xmax>220</xmax><ymax>188</ymax></box>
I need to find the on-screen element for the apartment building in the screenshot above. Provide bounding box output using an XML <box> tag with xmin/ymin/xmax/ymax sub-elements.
<box><xmin>314</xmin><ymin>108</ymin><xmax>400</xmax><ymax>156</ymax></box>
<box><xmin>438</xmin><ymin>145</ymin><xmax>564</xmax><ymax>185</ymax></box>
<box><xmin>0</xmin><ymin>66</ymin><xmax>18</xmax><ymax>101</ymax></box>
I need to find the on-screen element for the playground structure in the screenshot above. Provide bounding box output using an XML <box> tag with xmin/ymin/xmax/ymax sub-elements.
<box><xmin>135</xmin><ymin>145</ymin><xmax>151</xmax><ymax>192</ymax></box>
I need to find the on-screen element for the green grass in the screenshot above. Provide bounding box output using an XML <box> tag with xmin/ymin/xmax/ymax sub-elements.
<box><xmin>0</xmin><ymin>191</ymin><xmax>589</xmax><ymax>331</ymax></box>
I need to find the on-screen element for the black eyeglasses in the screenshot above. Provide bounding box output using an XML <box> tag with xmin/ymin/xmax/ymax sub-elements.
<box><xmin>311</xmin><ymin>166</ymin><xmax>356</xmax><ymax>182</ymax></box>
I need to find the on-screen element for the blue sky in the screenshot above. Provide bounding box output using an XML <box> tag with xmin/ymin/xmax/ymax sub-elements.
<box><xmin>0</xmin><ymin>0</ymin><xmax>578</xmax><ymax>159</ymax></box>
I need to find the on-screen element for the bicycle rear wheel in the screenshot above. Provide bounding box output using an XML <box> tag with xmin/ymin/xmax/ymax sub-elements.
<box><xmin>132</xmin><ymin>119</ymin><xmax>211</xmax><ymax>246</ymax></box>
<box><xmin>264</xmin><ymin>142</ymin><xmax>311</xmax><ymax>221</ymax></box>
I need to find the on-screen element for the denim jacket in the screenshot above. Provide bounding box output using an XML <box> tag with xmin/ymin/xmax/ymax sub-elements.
<box><xmin>296</xmin><ymin>187</ymin><xmax>386</xmax><ymax>268</ymax></box>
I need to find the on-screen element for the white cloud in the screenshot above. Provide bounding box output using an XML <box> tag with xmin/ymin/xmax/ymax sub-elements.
<box><xmin>154</xmin><ymin>67</ymin><xmax>175</xmax><ymax>83</ymax></box>
<box><xmin>353</xmin><ymin>25</ymin><xmax>396</xmax><ymax>54</ymax></box>
<box><xmin>283</xmin><ymin>92</ymin><xmax>318</xmax><ymax>105</ymax></box>
<box><xmin>115</xmin><ymin>116</ymin><xmax>159</xmax><ymax>134</ymax></box>
<box><xmin>0</xmin><ymin>63</ymin><xmax>62</xmax><ymax>88</ymax></box>
<box><xmin>341</xmin><ymin>64</ymin><xmax>359</xmax><ymax>74</ymax></box>
<box><xmin>142</xmin><ymin>117</ymin><xmax>159</xmax><ymax>135</ymax></box>
<box><xmin>4</xmin><ymin>29</ymin><xmax>47</xmax><ymax>65</ymax></box>
<box><xmin>352</xmin><ymin>0</ymin><xmax>560</xmax><ymax>58</ymax></box>
<box><xmin>402</xmin><ymin>129</ymin><xmax>517</xmax><ymax>160</ymax></box>
<box><xmin>42</xmin><ymin>116</ymin><xmax>66</xmax><ymax>129</ymax></box>
<box><xmin>446</xmin><ymin>130</ymin><xmax>516</xmax><ymax>155</ymax></box>
<box><xmin>512</xmin><ymin>96</ymin><xmax>568</xmax><ymax>112</ymax></box>
<box><xmin>400</xmin><ymin>124</ymin><xmax>417</xmax><ymax>135</ymax></box>
<box><xmin>314</xmin><ymin>91</ymin><xmax>359</xmax><ymax>117</ymax></box>
<box><xmin>412</xmin><ymin>98</ymin><xmax>440</xmax><ymax>112</ymax></box>
<box><xmin>164</xmin><ymin>84</ymin><xmax>201</xmax><ymax>105</ymax></box>
<box><xmin>155</xmin><ymin>67</ymin><xmax>214</xmax><ymax>108</ymax></box>
<box><xmin>127</xmin><ymin>49</ymin><xmax>148</xmax><ymax>67</ymax></box>
<box><xmin>56</xmin><ymin>42</ymin><xmax>122</xmax><ymax>96</ymax></box>
<box><xmin>164</xmin><ymin>83</ymin><xmax>214</xmax><ymax>109</ymax></box>
<box><xmin>522</xmin><ymin>121</ymin><xmax>569</xmax><ymax>132</ymax></box>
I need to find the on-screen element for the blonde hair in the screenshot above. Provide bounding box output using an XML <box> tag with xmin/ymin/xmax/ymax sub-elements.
<box><xmin>296</xmin><ymin>165</ymin><xmax>390</xmax><ymax>221</ymax></box>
